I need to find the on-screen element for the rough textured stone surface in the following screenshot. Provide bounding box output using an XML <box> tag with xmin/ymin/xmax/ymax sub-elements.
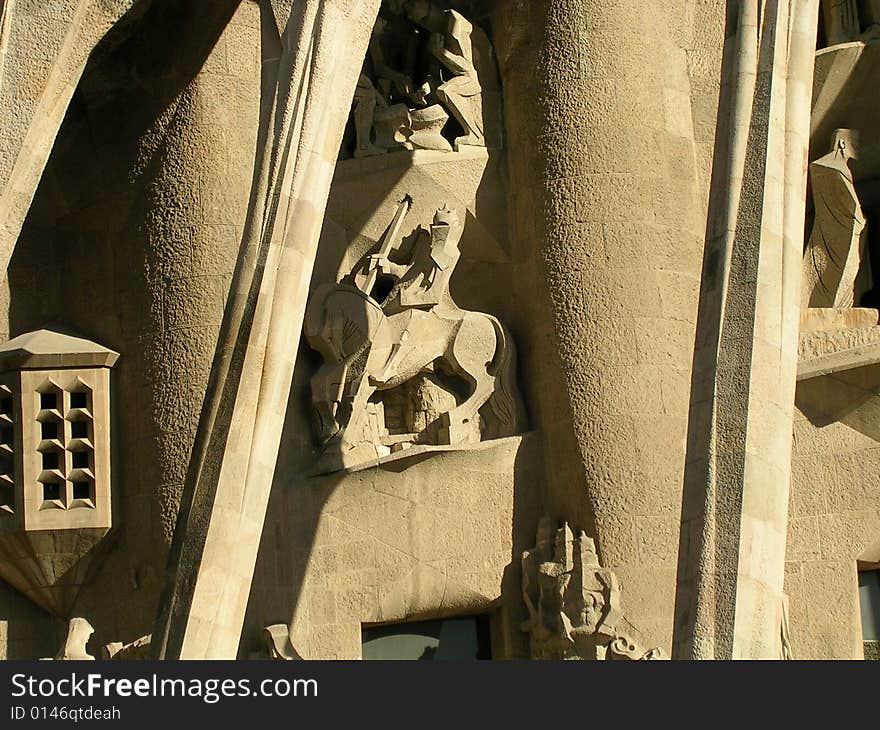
<box><xmin>491</xmin><ymin>0</ymin><xmax>705</xmax><ymax>654</ymax></box>
<box><xmin>4</xmin><ymin>0</ymin><xmax>257</xmax><ymax>652</ymax></box>
<box><xmin>241</xmin><ymin>435</ymin><xmax>542</xmax><ymax>659</ymax></box>
<box><xmin>788</xmin><ymin>393</ymin><xmax>880</xmax><ymax>658</ymax></box>
<box><xmin>1</xmin><ymin>0</ymin><xmax>879</xmax><ymax>663</ymax></box>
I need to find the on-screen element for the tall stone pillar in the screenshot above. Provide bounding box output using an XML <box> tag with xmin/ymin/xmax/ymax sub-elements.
<box><xmin>673</xmin><ymin>0</ymin><xmax>819</xmax><ymax>659</ymax></box>
<box><xmin>495</xmin><ymin>1</ymin><xmax>704</xmax><ymax>649</ymax></box>
<box><xmin>153</xmin><ymin>0</ymin><xmax>381</xmax><ymax>659</ymax></box>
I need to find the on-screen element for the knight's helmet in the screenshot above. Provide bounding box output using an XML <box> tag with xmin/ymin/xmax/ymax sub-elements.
<box><xmin>430</xmin><ymin>205</ymin><xmax>462</xmax><ymax>257</ymax></box>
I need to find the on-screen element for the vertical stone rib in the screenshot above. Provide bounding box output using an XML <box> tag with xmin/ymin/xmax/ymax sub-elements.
<box><xmin>673</xmin><ymin>0</ymin><xmax>818</xmax><ymax>659</ymax></box>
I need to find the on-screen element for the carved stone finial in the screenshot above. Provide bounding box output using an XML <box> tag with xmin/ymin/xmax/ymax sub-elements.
<box><xmin>521</xmin><ymin>516</ymin><xmax>665</xmax><ymax>661</ymax></box>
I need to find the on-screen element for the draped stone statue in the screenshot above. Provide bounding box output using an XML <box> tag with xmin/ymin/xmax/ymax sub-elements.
<box><xmin>45</xmin><ymin>617</ymin><xmax>94</xmax><ymax>661</ymax></box>
<box><xmin>802</xmin><ymin>129</ymin><xmax>873</xmax><ymax>309</ymax></box>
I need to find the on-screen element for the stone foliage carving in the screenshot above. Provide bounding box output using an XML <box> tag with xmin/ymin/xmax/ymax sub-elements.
<box><xmin>304</xmin><ymin>197</ymin><xmax>524</xmax><ymax>471</ymax></box>
<box><xmin>346</xmin><ymin>0</ymin><xmax>499</xmax><ymax>158</ymax></box>
<box><xmin>802</xmin><ymin>130</ymin><xmax>873</xmax><ymax>309</ymax></box>
<box><xmin>521</xmin><ymin>516</ymin><xmax>664</xmax><ymax>661</ymax></box>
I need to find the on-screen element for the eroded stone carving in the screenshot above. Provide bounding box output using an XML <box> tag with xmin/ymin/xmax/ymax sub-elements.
<box><xmin>343</xmin><ymin>0</ymin><xmax>499</xmax><ymax>158</ymax></box>
<box><xmin>304</xmin><ymin>197</ymin><xmax>523</xmax><ymax>471</ymax></box>
<box><xmin>821</xmin><ymin>0</ymin><xmax>880</xmax><ymax>44</ymax></box>
<box><xmin>521</xmin><ymin>516</ymin><xmax>665</xmax><ymax>661</ymax></box>
<box><xmin>264</xmin><ymin>624</ymin><xmax>299</xmax><ymax>660</ymax></box>
<box><xmin>802</xmin><ymin>130</ymin><xmax>873</xmax><ymax>309</ymax></box>
<box><xmin>780</xmin><ymin>595</ymin><xmax>793</xmax><ymax>660</ymax></box>
<box><xmin>102</xmin><ymin>634</ymin><xmax>152</xmax><ymax>660</ymax></box>
<box><xmin>46</xmin><ymin>617</ymin><xmax>95</xmax><ymax>661</ymax></box>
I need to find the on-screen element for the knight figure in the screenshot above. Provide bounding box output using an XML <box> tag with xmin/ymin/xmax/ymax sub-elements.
<box><xmin>303</xmin><ymin>198</ymin><xmax>524</xmax><ymax>470</ymax></box>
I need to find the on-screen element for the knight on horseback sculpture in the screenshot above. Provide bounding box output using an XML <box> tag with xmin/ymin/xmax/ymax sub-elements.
<box><xmin>304</xmin><ymin>196</ymin><xmax>524</xmax><ymax>471</ymax></box>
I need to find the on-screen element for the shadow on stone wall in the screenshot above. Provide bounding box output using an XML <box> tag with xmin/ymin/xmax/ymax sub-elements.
<box><xmin>7</xmin><ymin>0</ymin><xmax>246</xmax><ymax>651</ymax></box>
<box><xmin>238</xmin><ymin>137</ymin><xmax>542</xmax><ymax>658</ymax></box>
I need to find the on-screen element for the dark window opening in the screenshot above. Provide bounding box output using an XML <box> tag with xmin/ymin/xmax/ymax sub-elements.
<box><xmin>42</xmin><ymin>482</ymin><xmax>61</xmax><ymax>501</ymax></box>
<box><xmin>70</xmin><ymin>421</ymin><xmax>88</xmax><ymax>439</ymax></box>
<box><xmin>72</xmin><ymin>481</ymin><xmax>91</xmax><ymax>501</ymax></box>
<box><xmin>40</xmin><ymin>392</ymin><xmax>57</xmax><ymax>410</ymax></box>
<box><xmin>71</xmin><ymin>451</ymin><xmax>89</xmax><ymax>469</ymax></box>
<box><xmin>70</xmin><ymin>392</ymin><xmax>88</xmax><ymax>409</ymax></box>
<box><xmin>0</xmin><ymin>397</ymin><xmax>12</xmax><ymax>415</ymax></box>
<box><xmin>41</xmin><ymin>452</ymin><xmax>59</xmax><ymax>470</ymax></box>
<box><xmin>362</xmin><ymin>615</ymin><xmax>491</xmax><ymax>660</ymax></box>
<box><xmin>859</xmin><ymin>208</ymin><xmax>880</xmax><ymax>308</ymax></box>
<box><xmin>40</xmin><ymin>421</ymin><xmax>58</xmax><ymax>440</ymax></box>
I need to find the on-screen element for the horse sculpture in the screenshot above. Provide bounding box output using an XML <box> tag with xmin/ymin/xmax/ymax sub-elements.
<box><xmin>303</xmin><ymin>200</ymin><xmax>523</xmax><ymax>470</ymax></box>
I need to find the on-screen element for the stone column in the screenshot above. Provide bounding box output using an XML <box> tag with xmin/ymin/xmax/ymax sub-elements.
<box><xmin>673</xmin><ymin>0</ymin><xmax>820</xmax><ymax>659</ymax></box>
<box><xmin>153</xmin><ymin>0</ymin><xmax>381</xmax><ymax>659</ymax></box>
<box><xmin>495</xmin><ymin>0</ymin><xmax>704</xmax><ymax>650</ymax></box>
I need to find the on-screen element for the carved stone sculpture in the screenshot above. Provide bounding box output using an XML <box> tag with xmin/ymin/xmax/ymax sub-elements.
<box><xmin>821</xmin><ymin>0</ymin><xmax>880</xmax><ymax>44</ymax></box>
<box><xmin>822</xmin><ymin>0</ymin><xmax>861</xmax><ymax>44</ymax></box>
<box><xmin>264</xmin><ymin>624</ymin><xmax>299</xmax><ymax>660</ymax></box>
<box><xmin>353</xmin><ymin>74</ymin><xmax>388</xmax><ymax>158</ymax></box>
<box><xmin>802</xmin><ymin>130</ymin><xmax>873</xmax><ymax>309</ymax></box>
<box><xmin>47</xmin><ymin>617</ymin><xmax>95</xmax><ymax>661</ymax></box>
<box><xmin>408</xmin><ymin>104</ymin><xmax>452</xmax><ymax>152</ymax></box>
<box><xmin>304</xmin><ymin>197</ymin><xmax>523</xmax><ymax>470</ymax></box>
<box><xmin>521</xmin><ymin>516</ymin><xmax>665</xmax><ymax>661</ymax></box>
<box><xmin>780</xmin><ymin>595</ymin><xmax>793</xmax><ymax>660</ymax></box>
<box><xmin>342</xmin><ymin>1</ymin><xmax>498</xmax><ymax>158</ymax></box>
<box><xmin>102</xmin><ymin>634</ymin><xmax>152</xmax><ymax>660</ymax></box>
<box><xmin>404</xmin><ymin>1</ymin><xmax>484</xmax><ymax>150</ymax></box>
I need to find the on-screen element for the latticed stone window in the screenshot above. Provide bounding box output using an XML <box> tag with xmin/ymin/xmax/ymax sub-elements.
<box><xmin>0</xmin><ymin>383</ymin><xmax>14</xmax><ymax>514</ymax></box>
<box><xmin>0</xmin><ymin>330</ymin><xmax>118</xmax><ymax>530</ymax></box>
<box><xmin>0</xmin><ymin>329</ymin><xmax>118</xmax><ymax>616</ymax></box>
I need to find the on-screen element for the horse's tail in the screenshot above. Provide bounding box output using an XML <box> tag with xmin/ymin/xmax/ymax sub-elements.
<box><xmin>484</xmin><ymin>315</ymin><xmax>526</xmax><ymax>439</ymax></box>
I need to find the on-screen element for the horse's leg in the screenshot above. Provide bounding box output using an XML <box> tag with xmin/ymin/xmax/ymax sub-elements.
<box><xmin>310</xmin><ymin>361</ymin><xmax>348</xmax><ymax>442</ymax></box>
<box><xmin>439</xmin><ymin>316</ymin><xmax>497</xmax><ymax>445</ymax></box>
<box><xmin>339</xmin><ymin>347</ymin><xmax>387</xmax><ymax>454</ymax></box>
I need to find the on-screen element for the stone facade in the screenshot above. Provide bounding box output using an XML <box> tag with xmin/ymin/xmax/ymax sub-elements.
<box><xmin>0</xmin><ymin>0</ymin><xmax>877</xmax><ymax>661</ymax></box>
